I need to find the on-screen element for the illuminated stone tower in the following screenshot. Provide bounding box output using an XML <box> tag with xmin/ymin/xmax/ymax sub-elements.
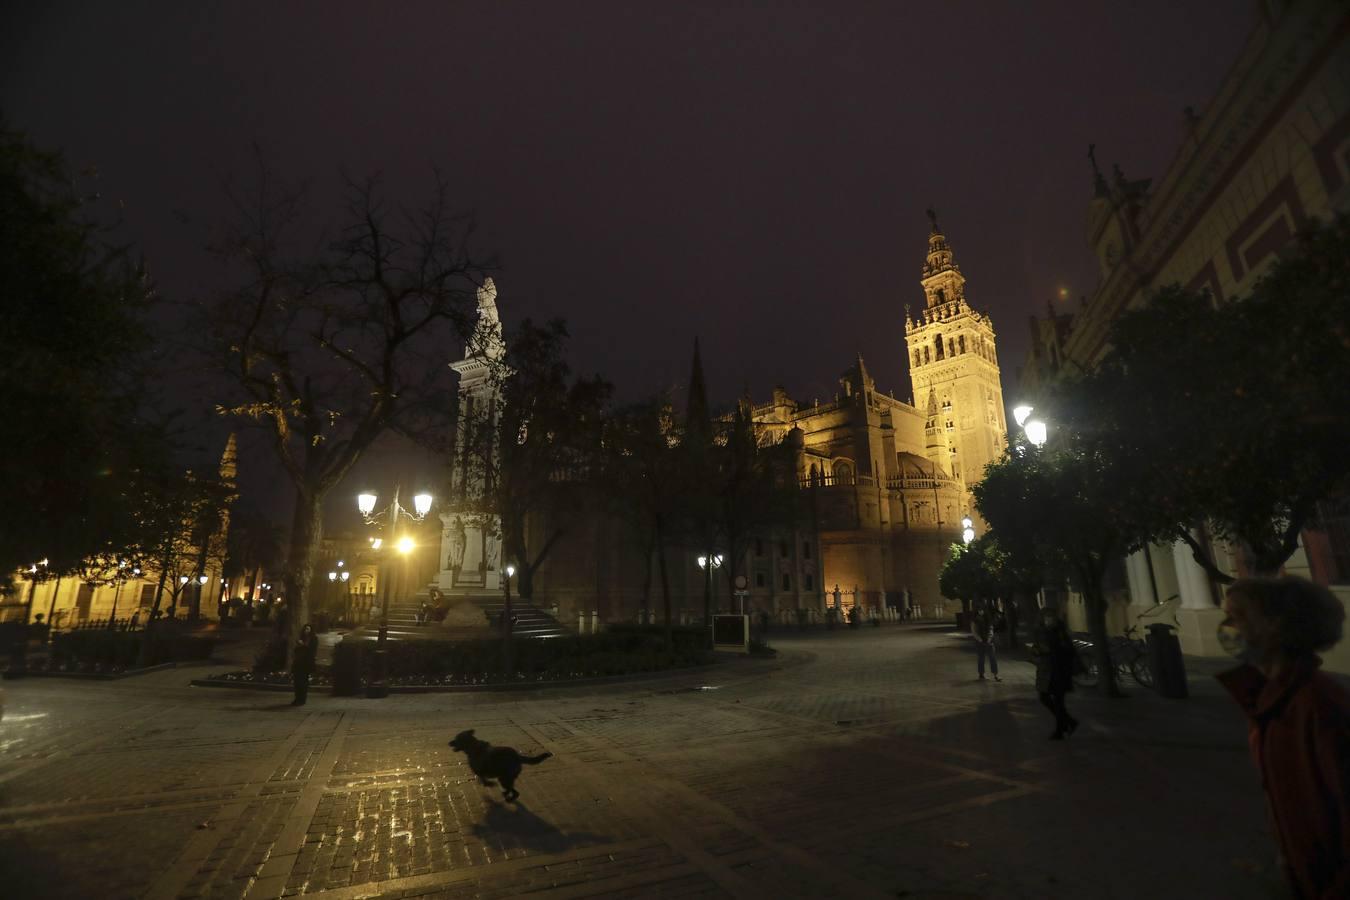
<box><xmin>904</xmin><ymin>210</ymin><xmax>1007</xmax><ymax>486</ymax></box>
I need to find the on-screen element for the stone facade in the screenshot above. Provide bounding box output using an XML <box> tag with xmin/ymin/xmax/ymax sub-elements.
<box><xmin>1019</xmin><ymin>0</ymin><xmax>1350</xmax><ymax>666</ymax></box>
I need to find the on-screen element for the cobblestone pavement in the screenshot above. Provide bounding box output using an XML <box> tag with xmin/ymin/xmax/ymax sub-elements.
<box><xmin>0</xmin><ymin>625</ymin><xmax>1291</xmax><ymax>899</ymax></box>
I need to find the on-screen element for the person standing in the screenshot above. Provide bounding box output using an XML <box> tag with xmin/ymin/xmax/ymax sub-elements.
<box><xmin>1216</xmin><ymin>576</ymin><xmax>1349</xmax><ymax>899</ymax></box>
<box><xmin>291</xmin><ymin>624</ymin><xmax>318</xmax><ymax>706</ymax></box>
<box><xmin>974</xmin><ymin>606</ymin><xmax>1000</xmax><ymax>681</ymax></box>
<box><xmin>1031</xmin><ymin>609</ymin><xmax>1078</xmax><ymax>739</ymax></box>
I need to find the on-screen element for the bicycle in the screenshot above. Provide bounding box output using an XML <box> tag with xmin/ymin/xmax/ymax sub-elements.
<box><xmin>1071</xmin><ymin>595</ymin><xmax>1180</xmax><ymax>690</ymax></box>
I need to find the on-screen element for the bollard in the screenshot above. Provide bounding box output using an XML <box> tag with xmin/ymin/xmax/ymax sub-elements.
<box><xmin>590</xmin><ymin>610</ymin><xmax>599</xmax><ymax>633</ymax></box>
<box><xmin>578</xmin><ymin>612</ymin><xmax>587</xmax><ymax>634</ymax></box>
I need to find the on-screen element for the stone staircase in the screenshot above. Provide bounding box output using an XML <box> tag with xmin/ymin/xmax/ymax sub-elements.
<box><xmin>371</xmin><ymin>589</ymin><xmax>570</xmax><ymax>641</ymax></box>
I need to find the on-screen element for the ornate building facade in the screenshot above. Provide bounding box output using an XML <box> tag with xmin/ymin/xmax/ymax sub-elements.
<box><xmin>428</xmin><ymin>218</ymin><xmax>1009</xmax><ymax>625</ymax></box>
<box><xmin>746</xmin><ymin>215</ymin><xmax>1007</xmax><ymax>611</ymax></box>
<box><xmin>1018</xmin><ymin>0</ymin><xmax>1350</xmax><ymax>665</ymax></box>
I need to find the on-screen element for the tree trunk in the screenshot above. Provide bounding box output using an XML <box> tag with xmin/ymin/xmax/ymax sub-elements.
<box><xmin>655</xmin><ymin>516</ymin><xmax>672</xmax><ymax>646</ymax></box>
<box><xmin>1082</xmin><ymin>573</ymin><xmax>1121</xmax><ymax>698</ymax></box>
<box><xmin>639</xmin><ymin>529</ymin><xmax>654</xmax><ymax>621</ymax></box>
<box><xmin>284</xmin><ymin>489</ymin><xmax>324</xmax><ymax>666</ymax></box>
<box><xmin>137</xmin><ymin>563</ymin><xmax>171</xmax><ymax>668</ymax></box>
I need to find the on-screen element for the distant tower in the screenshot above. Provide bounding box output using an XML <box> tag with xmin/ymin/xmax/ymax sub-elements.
<box><xmin>904</xmin><ymin>210</ymin><xmax>1007</xmax><ymax>485</ymax></box>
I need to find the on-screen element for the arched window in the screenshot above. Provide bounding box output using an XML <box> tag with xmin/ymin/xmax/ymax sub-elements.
<box><xmin>923</xmin><ymin>346</ymin><xmax>931</xmax><ymax>364</ymax></box>
<box><xmin>958</xmin><ymin>334</ymin><xmax>966</xmax><ymax>353</ymax></box>
<box><xmin>934</xmin><ymin>334</ymin><xmax>944</xmax><ymax>360</ymax></box>
<box><xmin>948</xmin><ymin>339</ymin><xmax>956</xmax><ymax>357</ymax></box>
<box><xmin>832</xmin><ymin>460</ymin><xmax>854</xmax><ymax>485</ymax></box>
<box><xmin>913</xmin><ymin>349</ymin><xmax>920</xmax><ymax>367</ymax></box>
<box><xmin>936</xmin><ymin>288</ymin><xmax>946</xmax><ymax>303</ymax></box>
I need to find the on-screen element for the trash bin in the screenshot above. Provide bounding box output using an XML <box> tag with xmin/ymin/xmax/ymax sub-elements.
<box><xmin>330</xmin><ymin>640</ymin><xmax>363</xmax><ymax>696</ymax></box>
<box><xmin>1146</xmin><ymin>623</ymin><xmax>1189</xmax><ymax>699</ymax></box>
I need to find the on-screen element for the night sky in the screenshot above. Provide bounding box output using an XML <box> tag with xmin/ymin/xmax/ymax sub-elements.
<box><xmin>4</xmin><ymin>2</ymin><xmax>1252</xmax><ymax>517</ymax></box>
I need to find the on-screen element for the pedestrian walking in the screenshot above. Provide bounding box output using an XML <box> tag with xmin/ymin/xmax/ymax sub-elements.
<box><xmin>1031</xmin><ymin>609</ymin><xmax>1078</xmax><ymax>739</ymax></box>
<box><xmin>291</xmin><ymin>624</ymin><xmax>318</xmax><ymax>706</ymax></box>
<box><xmin>974</xmin><ymin>606</ymin><xmax>1000</xmax><ymax>681</ymax></box>
<box><xmin>1215</xmin><ymin>576</ymin><xmax>1349</xmax><ymax>899</ymax></box>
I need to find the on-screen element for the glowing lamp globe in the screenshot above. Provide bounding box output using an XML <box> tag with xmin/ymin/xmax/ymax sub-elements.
<box><xmin>357</xmin><ymin>492</ymin><xmax>377</xmax><ymax>516</ymax></box>
<box><xmin>413</xmin><ymin>492</ymin><xmax>433</xmax><ymax>517</ymax></box>
<box><xmin>1012</xmin><ymin>405</ymin><xmax>1034</xmax><ymax>428</ymax></box>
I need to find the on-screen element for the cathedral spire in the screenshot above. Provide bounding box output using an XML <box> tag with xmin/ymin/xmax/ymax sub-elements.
<box><xmin>1088</xmin><ymin>143</ymin><xmax>1108</xmax><ymax>198</ymax></box>
<box><xmin>685</xmin><ymin>337</ymin><xmax>711</xmax><ymax>443</ymax></box>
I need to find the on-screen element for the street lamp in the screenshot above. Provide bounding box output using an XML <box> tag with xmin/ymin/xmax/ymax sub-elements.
<box><xmin>503</xmin><ymin>563</ymin><xmax>516</xmax><ymax>638</ymax></box>
<box><xmin>357</xmin><ymin>485</ymin><xmax>434</xmax><ymax>699</ymax></box>
<box><xmin>1024</xmin><ymin>419</ymin><xmax>1048</xmax><ymax>448</ymax></box>
<box><xmin>962</xmin><ymin>516</ymin><xmax>976</xmax><ymax>545</ymax></box>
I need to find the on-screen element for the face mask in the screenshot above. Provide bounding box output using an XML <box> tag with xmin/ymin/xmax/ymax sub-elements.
<box><xmin>1217</xmin><ymin>622</ymin><xmax>1257</xmax><ymax>663</ymax></box>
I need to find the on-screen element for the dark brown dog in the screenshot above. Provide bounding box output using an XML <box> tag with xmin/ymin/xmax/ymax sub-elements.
<box><xmin>449</xmin><ymin>729</ymin><xmax>552</xmax><ymax>802</ymax></box>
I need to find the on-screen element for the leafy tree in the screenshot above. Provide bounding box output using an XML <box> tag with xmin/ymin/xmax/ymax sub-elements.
<box><xmin>939</xmin><ymin>538</ymin><xmax>998</xmax><ymax>615</ymax></box>
<box><xmin>456</xmin><ymin>319</ymin><xmax>612</xmax><ymax>600</ymax></box>
<box><xmin>940</xmin><ymin>535</ymin><xmax>1040</xmax><ymax>645</ymax></box>
<box><xmin>681</xmin><ymin>400</ymin><xmax>804</xmax><ymax>622</ymax></box>
<box><xmin>976</xmin><ymin>431</ymin><xmax>1147</xmax><ymax>696</ymax></box>
<box><xmin>203</xmin><ymin>169</ymin><xmax>488</xmax><ymax>654</ymax></box>
<box><xmin>1086</xmin><ymin>214</ymin><xmax>1350</xmax><ymax>578</ymax></box>
<box><xmin>224</xmin><ymin>503</ymin><xmax>283</xmax><ymax>599</ymax></box>
<box><xmin>0</xmin><ymin>125</ymin><xmax>182</xmax><ymax>588</ymax></box>
<box><xmin>605</xmin><ymin>396</ymin><xmax>686</xmax><ymax>640</ymax></box>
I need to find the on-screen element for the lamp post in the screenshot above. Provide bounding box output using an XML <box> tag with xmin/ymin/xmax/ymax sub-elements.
<box><xmin>502</xmin><ymin>563</ymin><xmax>516</xmax><ymax>638</ymax></box>
<box><xmin>339</xmin><ymin>570</ymin><xmax>350</xmax><ymax>622</ymax></box>
<box><xmin>357</xmin><ymin>485</ymin><xmax>433</xmax><ymax>699</ymax></box>
<box><xmin>697</xmin><ymin>553</ymin><xmax>722</xmax><ymax>626</ymax></box>
<box><xmin>962</xmin><ymin>516</ymin><xmax>976</xmax><ymax>546</ymax></box>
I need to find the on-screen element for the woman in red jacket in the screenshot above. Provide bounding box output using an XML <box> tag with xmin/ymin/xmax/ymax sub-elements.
<box><xmin>1217</xmin><ymin>576</ymin><xmax>1349</xmax><ymax>899</ymax></box>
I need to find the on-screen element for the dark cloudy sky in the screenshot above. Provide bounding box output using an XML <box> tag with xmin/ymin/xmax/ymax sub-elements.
<box><xmin>3</xmin><ymin>1</ymin><xmax>1253</xmax><ymax>515</ymax></box>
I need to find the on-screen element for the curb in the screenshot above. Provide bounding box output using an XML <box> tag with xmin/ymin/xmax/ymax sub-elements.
<box><xmin>185</xmin><ymin>656</ymin><xmax>791</xmax><ymax>695</ymax></box>
<box><xmin>5</xmin><ymin>661</ymin><xmax>179</xmax><ymax>681</ymax></box>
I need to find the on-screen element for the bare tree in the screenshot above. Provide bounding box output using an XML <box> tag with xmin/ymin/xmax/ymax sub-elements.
<box><xmin>204</xmin><ymin>167</ymin><xmax>489</xmax><ymax>654</ymax></box>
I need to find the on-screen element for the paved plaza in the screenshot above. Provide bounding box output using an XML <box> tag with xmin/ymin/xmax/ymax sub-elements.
<box><xmin>0</xmin><ymin>625</ymin><xmax>1292</xmax><ymax>899</ymax></box>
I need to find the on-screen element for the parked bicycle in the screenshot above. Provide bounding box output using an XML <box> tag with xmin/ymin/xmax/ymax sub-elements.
<box><xmin>1071</xmin><ymin>595</ymin><xmax>1180</xmax><ymax>690</ymax></box>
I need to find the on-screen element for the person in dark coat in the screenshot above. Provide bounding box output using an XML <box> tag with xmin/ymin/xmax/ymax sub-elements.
<box><xmin>291</xmin><ymin>624</ymin><xmax>318</xmax><ymax>706</ymax></box>
<box><xmin>973</xmin><ymin>605</ymin><xmax>1001</xmax><ymax>681</ymax></box>
<box><xmin>1216</xmin><ymin>576</ymin><xmax>1349</xmax><ymax>899</ymax></box>
<box><xmin>1030</xmin><ymin>608</ymin><xmax>1078</xmax><ymax>739</ymax></box>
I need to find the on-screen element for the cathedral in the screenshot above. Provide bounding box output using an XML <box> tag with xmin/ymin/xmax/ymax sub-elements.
<box><xmin>744</xmin><ymin>211</ymin><xmax>1007</xmax><ymax>612</ymax></box>
<box><xmin>433</xmin><ymin>215</ymin><xmax>1009</xmax><ymax>623</ymax></box>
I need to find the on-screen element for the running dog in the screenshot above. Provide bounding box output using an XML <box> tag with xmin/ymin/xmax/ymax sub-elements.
<box><xmin>449</xmin><ymin>729</ymin><xmax>552</xmax><ymax>802</ymax></box>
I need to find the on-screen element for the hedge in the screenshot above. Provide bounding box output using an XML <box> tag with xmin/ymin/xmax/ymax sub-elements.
<box><xmin>47</xmin><ymin>629</ymin><xmax>216</xmax><ymax>672</ymax></box>
<box><xmin>328</xmin><ymin>626</ymin><xmax>713</xmax><ymax>693</ymax></box>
